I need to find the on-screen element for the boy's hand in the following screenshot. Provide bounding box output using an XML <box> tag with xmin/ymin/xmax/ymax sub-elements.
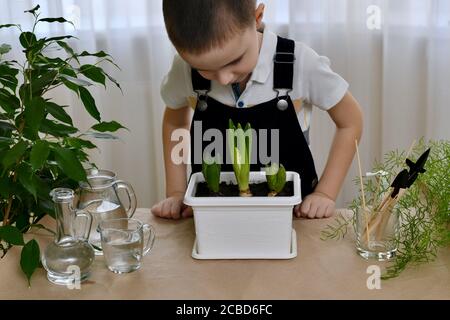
<box><xmin>151</xmin><ymin>192</ymin><xmax>193</xmax><ymax>219</ymax></box>
<box><xmin>294</xmin><ymin>192</ymin><xmax>335</xmax><ymax>219</ymax></box>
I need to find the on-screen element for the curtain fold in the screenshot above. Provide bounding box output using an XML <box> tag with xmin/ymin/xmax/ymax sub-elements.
<box><xmin>1</xmin><ymin>0</ymin><xmax>448</xmax><ymax>208</ymax></box>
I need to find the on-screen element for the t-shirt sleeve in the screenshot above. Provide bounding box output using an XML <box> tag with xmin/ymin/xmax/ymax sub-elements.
<box><xmin>301</xmin><ymin>45</ymin><xmax>349</xmax><ymax>111</ymax></box>
<box><xmin>160</xmin><ymin>54</ymin><xmax>190</xmax><ymax>109</ymax></box>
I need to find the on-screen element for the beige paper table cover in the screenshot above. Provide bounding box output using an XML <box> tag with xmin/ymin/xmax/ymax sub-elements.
<box><xmin>1</xmin><ymin>209</ymin><xmax>449</xmax><ymax>300</ymax></box>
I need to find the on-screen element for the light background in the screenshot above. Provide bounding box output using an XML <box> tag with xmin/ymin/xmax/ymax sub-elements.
<box><xmin>1</xmin><ymin>0</ymin><xmax>449</xmax><ymax>208</ymax></box>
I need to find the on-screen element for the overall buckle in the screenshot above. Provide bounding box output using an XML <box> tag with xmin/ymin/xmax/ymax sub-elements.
<box><xmin>273</xmin><ymin>52</ymin><xmax>296</xmax><ymax>64</ymax></box>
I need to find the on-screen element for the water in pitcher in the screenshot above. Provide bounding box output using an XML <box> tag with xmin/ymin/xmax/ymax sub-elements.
<box><xmin>102</xmin><ymin>232</ymin><xmax>144</xmax><ymax>273</ymax></box>
<box><xmin>88</xmin><ymin>200</ymin><xmax>128</xmax><ymax>254</ymax></box>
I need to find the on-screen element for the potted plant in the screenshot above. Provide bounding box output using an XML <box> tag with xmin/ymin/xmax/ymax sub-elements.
<box><xmin>184</xmin><ymin>120</ymin><xmax>301</xmax><ymax>259</ymax></box>
<box><xmin>0</xmin><ymin>5</ymin><xmax>126</xmax><ymax>285</ymax></box>
<box><xmin>321</xmin><ymin>139</ymin><xmax>450</xmax><ymax>279</ymax></box>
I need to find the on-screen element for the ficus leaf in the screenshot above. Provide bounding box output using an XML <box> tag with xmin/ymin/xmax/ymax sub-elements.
<box><xmin>0</xmin><ymin>24</ymin><xmax>20</xmax><ymax>30</ymax></box>
<box><xmin>79</xmin><ymin>86</ymin><xmax>101</xmax><ymax>121</ymax></box>
<box><xmin>104</xmin><ymin>73</ymin><xmax>122</xmax><ymax>92</ymax></box>
<box><xmin>78</xmin><ymin>50</ymin><xmax>111</xmax><ymax>58</ymax></box>
<box><xmin>0</xmin><ymin>225</ymin><xmax>25</xmax><ymax>246</ymax></box>
<box><xmin>24</xmin><ymin>5</ymin><xmax>40</xmax><ymax>15</ymax></box>
<box><xmin>0</xmin><ymin>88</ymin><xmax>20</xmax><ymax>112</ymax></box>
<box><xmin>30</xmin><ymin>70</ymin><xmax>58</xmax><ymax>94</ymax></box>
<box><xmin>19</xmin><ymin>32</ymin><xmax>37</xmax><ymax>49</ymax></box>
<box><xmin>16</xmin><ymin>163</ymin><xmax>38</xmax><ymax>200</ymax></box>
<box><xmin>83</xmin><ymin>131</ymin><xmax>119</xmax><ymax>140</ymax></box>
<box><xmin>52</xmin><ymin>146</ymin><xmax>87</xmax><ymax>182</ymax></box>
<box><xmin>24</xmin><ymin>97</ymin><xmax>46</xmax><ymax>138</ymax></box>
<box><xmin>2</xmin><ymin>140</ymin><xmax>28</xmax><ymax>169</ymax></box>
<box><xmin>38</xmin><ymin>17</ymin><xmax>74</xmax><ymax>27</ymax></box>
<box><xmin>20</xmin><ymin>239</ymin><xmax>40</xmax><ymax>287</ymax></box>
<box><xmin>45</xmin><ymin>102</ymin><xmax>73</xmax><ymax>125</ymax></box>
<box><xmin>59</xmin><ymin>74</ymin><xmax>92</xmax><ymax>87</ymax></box>
<box><xmin>40</xmin><ymin>119</ymin><xmax>78</xmax><ymax>137</ymax></box>
<box><xmin>0</xmin><ymin>43</ymin><xmax>12</xmax><ymax>54</ymax></box>
<box><xmin>91</xmin><ymin>120</ymin><xmax>127</xmax><ymax>132</ymax></box>
<box><xmin>65</xmin><ymin>137</ymin><xmax>97</xmax><ymax>149</ymax></box>
<box><xmin>56</xmin><ymin>41</ymin><xmax>79</xmax><ymax>63</ymax></box>
<box><xmin>79</xmin><ymin>65</ymin><xmax>106</xmax><ymax>87</ymax></box>
<box><xmin>44</xmin><ymin>35</ymin><xmax>78</xmax><ymax>42</ymax></box>
<box><xmin>30</xmin><ymin>140</ymin><xmax>50</xmax><ymax>171</ymax></box>
<box><xmin>0</xmin><ymin>64</ymin><xmax>19</xmax><ymax>92</ymax></box>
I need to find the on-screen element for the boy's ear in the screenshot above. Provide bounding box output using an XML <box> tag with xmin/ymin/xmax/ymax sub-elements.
<box><xmin>255</xmin><ymin>3</ymin><xmax>265</xmax><ymax>30</ymax></box>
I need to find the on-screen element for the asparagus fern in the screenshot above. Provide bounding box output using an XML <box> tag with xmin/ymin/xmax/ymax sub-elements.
<box><xmin>321</xmin><ymin>139</ymin><xmax>450</xmax><ymax>279</ymax></box>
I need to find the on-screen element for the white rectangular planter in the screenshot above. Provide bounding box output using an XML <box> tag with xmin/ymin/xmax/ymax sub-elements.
<box><xmin>184</xmin><ymin>171</ymin><xmax>301</xmax><ymax>259</ymax></box>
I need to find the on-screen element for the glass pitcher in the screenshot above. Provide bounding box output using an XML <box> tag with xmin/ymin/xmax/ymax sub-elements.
<box><xmin>41</xmin><ymin>188</ymin><xmax>95</xmax><ymax>285</ymax></box>
<box><xmin>77</xmin><ymin>169</ymin><xmax>137</xmax><ymax>255</ymax></box>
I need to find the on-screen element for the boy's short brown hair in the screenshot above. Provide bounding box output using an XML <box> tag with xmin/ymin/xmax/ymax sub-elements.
<box><xmin>163</xmin><ymin>0</ymin><xmax>257</xmax><ymax>54</ymax></box>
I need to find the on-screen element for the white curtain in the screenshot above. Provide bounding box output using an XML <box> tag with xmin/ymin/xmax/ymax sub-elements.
<box><xmin>1</xmin><ymin>0</ymin><xmax>449</xmax><ymax>209</ymax></box>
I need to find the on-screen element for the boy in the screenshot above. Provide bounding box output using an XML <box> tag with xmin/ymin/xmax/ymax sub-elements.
<box><xmin>151</xmin><ymin>0</ymin><xmax>363</xmax><ymax>219</ymax></box>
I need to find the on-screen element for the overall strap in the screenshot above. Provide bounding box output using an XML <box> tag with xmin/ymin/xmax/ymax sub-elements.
<box><xmin>191</xmin><ymin>69</ymin><xmax>211</xmax><ymax>92</ymax></box>
<box><xmin>273</xmin><ymin>36</ymin><xmax>295</xmax><ymax>90</ymax></box>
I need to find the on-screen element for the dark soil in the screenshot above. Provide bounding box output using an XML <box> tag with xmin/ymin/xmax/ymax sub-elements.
<box><xmin>195</xmin><ymin>181</ymin><xmax>294</xmax><ymax>197</ymax></box>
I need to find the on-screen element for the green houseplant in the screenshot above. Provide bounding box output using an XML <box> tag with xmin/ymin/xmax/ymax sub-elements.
<box><xmin>0</xmin><ymin>5</ymin><xmax>126</xmax><ymax>285</ymax></box>
<box><xmin>321</xmin><ymin>139</ymin><xmax>450</xmax><ymax>279</ymax></box>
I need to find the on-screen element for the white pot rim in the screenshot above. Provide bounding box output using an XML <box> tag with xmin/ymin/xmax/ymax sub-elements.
<box><xmin>184</xmin><ymin>171</ymin><xmax>302</xmax><ymax>207</ymax></box>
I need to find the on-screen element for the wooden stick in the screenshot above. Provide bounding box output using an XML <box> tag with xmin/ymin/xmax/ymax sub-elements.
<box><xmin>372</xmin><ymin>141</ymin><xmax>415</xmax><ymax>240</ymax></box>
<box><xmin>355</xmin><ymin>140</ymin><xmax>369</xmax><ymax>245</ymax></box>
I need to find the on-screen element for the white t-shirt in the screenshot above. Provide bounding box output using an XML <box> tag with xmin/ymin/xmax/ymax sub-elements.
<box><xmin>160</xmin><ymin>29</ymin><xmax>348</xmax><ymax>144</ymax></box>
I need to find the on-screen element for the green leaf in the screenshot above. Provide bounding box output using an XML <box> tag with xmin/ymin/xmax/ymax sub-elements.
<box><xmin>79</xmin><ymin>65</ymin><xmax>106</xmax><ymax>86</ymax></box>
<box><xmin>0</xmin><ymin>176</ymin><xmax>12</xmax><ymax>198</ymax></box>
<box><xmin>59</xmin><ymin>74</ymin><xmax>92</xmax><ymax>87</ymax></box>
<box><xmin>56</xmin><ymin>41</ymin><xmax>78</xmax><ymax>62</ymax></box>
<box><xmin>202</xmin><ymin>156</ymin><xmax>221</xmax><ymax>193</ymax></box>
<box><xmin>0</xmin><ymin>44</ymin><xmax>11</xmax><ymax>54</ymax></box>
<box><xmin>0</xmin><ymin>24</ymin><xmax>20</xmax><ymax>30</ymax></box>
<box><xmin>30</xmin><ymin>140</ymin><xmax>50</xmax><ymax>171</ymax></box>
<box><xmin>91</xmin><ymin>120</ymin><xmax>127</xmax><ymax>132</ymax></box>
<box><xmin>45</xmin><ymin>102</ymin><xmax>73</xmax><ymax>125</ymax></box>
<box><xmin>0</xmin><ymin>121</ymin><xmax>16</xmax><ymax>137</ymax></box>
<box><xmin>24</xmin><ymin>5</ymin><xmax>40</xmax><ymax>14</ymax></box>
<box><xmin>2</xmin><ymin>140</ymin><xmax>28</xmax><ymax>169</ymax></box>
<box><xmin>265</xmin><ymin>164</ymin><xmax>286</xmax><ymax>194</ymax></box>
<box><xmin>0</xmin><ymin>88</ymin><xmax>20</xmax><ymax>113</ymax></box>
<box><xmin>78</xmin><ymin>50</ymin><xmax>111</xmax><ymax>58</ymax></box>
<box><xmin>24</xmin><ymin>97</ymin><xmax>46</xmax><ymax>138</ymax></box>
<box><xmin>19</xmin><ymin>32</ymin><xmax>37</xmax><ymax>49</ymax></box>
<box><xmin>65</xmin><ymin>137</ymin><xmax>97</xmax><ymax>149</ymax></box>
<box><xmin>0</xmin><ymin>225</ymin><xmax>25</xmax><ymax>245</ymax></box>
<box><xmin>44</xmin><ymin>35</ymin><xmax>78</xmax><ymax>42</ymax></box>
<box><xmin>20</xmin><ymin>239</ymin><xmax>40</xmax><ymax>286</ymax></box>
<box><xmin>79</xmin><ymin>86</ymin><xmax>101</xmax><ymax>121</ymax></box>
<box><xmin>30</xmin><ymin>70</ymin><xmax>58</xmax><ymax>94</ymax></box>
<box><xmin>39</xmin><ymin>17</ymin><xmax>74</xmax><ymax>27</ymax></box>
<box><xmin>105</xmin><ymin>73</ymin><xmax>122</xmax><ymax>92</ymax></box>
<box><xmin>40</xmin><ymin>119</ymin><xmax>78</xmax><ymax>137</ymax></box>
<box><xmin>53</xmin><ymin>147</ymin><xmax>87</xmax><ymax>182</ymax></box>
<box><xmin>84</xmin><ymin>131</ymin><xmax>119</xmax><ymax>140</ymax></box>
<box><xmin>0</xmin><ymin>64</ymin><xmax>19</xmax><ymax>92</ymax></box>
<box><xmin>17</xmin><ymin>163</ymin><xmax>38</xmax><ymax>200</ymax></box>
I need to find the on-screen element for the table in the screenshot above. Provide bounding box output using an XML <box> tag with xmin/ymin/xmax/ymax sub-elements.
<box><xmin>1</xmin><ymin>209</ymin><xmax>449</xmax><ymax>299</ymax></box>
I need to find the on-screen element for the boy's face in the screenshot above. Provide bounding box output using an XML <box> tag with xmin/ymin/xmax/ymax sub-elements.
<box><xmin>180</xmin><ymin>26</ymin><xmax>263</xmax><ymax>86</ymax></box>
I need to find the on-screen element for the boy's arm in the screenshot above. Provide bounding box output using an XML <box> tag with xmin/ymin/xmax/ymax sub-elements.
<box><xmin>162</xmin><ymin>105</ymin><xmax>192</xmax><ymax>197</ymax></box>
<box><xmin>315</xmin><ymin>91</ymin><xmax>363</xmax><ymax>200</ymax></box>
<box><xmin>297</xmin><ymin>91</ymin><xmax>363</xmax><ymax>219</ymax></box>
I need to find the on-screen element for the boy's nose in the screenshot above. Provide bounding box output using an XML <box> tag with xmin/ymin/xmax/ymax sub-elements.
<box><xmin>216</xmin><ymin>72</ymin><xmax>234</xmax><ymax>86</ymax></box>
